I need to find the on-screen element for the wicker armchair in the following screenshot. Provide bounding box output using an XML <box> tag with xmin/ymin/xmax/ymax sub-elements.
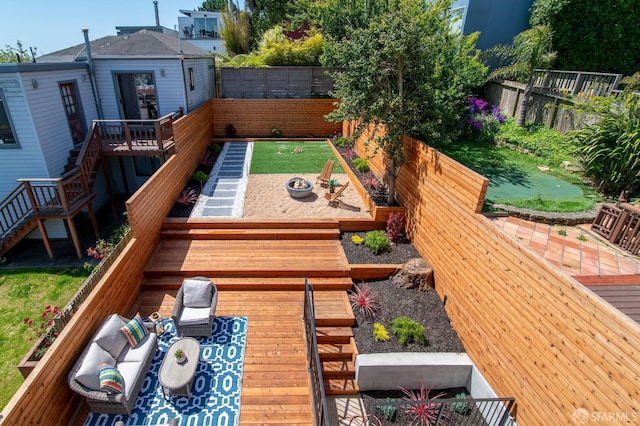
<box><xmin>172</xmin><ymin>277</ymin><xmax>218</xmax><ymax>337</ymax></box>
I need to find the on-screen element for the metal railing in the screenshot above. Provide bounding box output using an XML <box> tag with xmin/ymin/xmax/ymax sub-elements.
<box><xmin>303</xmin><ymin>278</ymin><xmax>331</xmax><ymax>426</ymax></box>
<box><xmin>533</xmin><ymin>69</ymin><xmax>623</xmax><ymax>98</ymax></box>
<box><xmin>372</xmin><ymin>396</ymin><xmax>516</xmax><ymax>426</ymax></box>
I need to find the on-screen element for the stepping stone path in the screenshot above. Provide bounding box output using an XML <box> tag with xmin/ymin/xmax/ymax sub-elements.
<box><xmin>191</xmin><ymin>142</ymin><xmax>251</xmax><ymax>218</ymax></box>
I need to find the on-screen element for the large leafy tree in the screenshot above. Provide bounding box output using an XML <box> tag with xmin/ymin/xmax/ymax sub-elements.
<box><xmin>324</xmin><ymin>0</ymin><xmax>486</xmax><ymax>205</ymax></box>
<box><xmin>199</xmin><ymin>0</ymin><xmax>228</xmax><ymax>11</ymax></box>
<box><xmin>245</xmin><ymin>0</ymin><xmax>296</xmax><ymax>48</ymax></box>
<box><xmin>530</xmin><ymin>0</ymin><xmax>640</xmax><ymax>76</ymax></box>
<box><xmin>488</xmin><ymin>26</ymin><xmax>556</xmax><ymax>127</ymax></box>
<box><xmin>0</xmin><ymin>41</ymin><xmax>36</xmax><ymax>63</ymax></box>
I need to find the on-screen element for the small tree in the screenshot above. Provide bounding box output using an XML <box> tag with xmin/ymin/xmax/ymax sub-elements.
<box><xmin>324</xmin><ymin>0</ymin><xmax>486</xmax><ymax>205</ymax></box>
<box><xmin>0</xmin><ymin>40</ymin><xmax>36</xmax><ymax>63</ymax></box>
<box><xmin>488</xmin><ymin>26</ymin><xmax>556</xmax><ymax>127</ymax></box>
<box><xmin>221</xmin><ymin>7</ymin><xmax>250</xmax><ymax>55</ymax></box>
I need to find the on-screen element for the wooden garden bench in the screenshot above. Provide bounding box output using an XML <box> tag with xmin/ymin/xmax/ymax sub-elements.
<box><xmin>325</xmin><ymin>181</ymin><xmax>349</xmax><ymax>207</ymax></box>
<box><xmin>316</xmin><ymin>160</ymin><xmax>335</xmax><ymax>186</ymax></box>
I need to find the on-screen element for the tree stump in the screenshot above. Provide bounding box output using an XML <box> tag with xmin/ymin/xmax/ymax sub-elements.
<box><xmin>391</xmin><ymin>258</ymin><xmax>434</xmax><ymax>291</ymax></box>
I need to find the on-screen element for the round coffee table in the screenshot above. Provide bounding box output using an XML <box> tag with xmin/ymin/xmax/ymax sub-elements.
<box><xmin>159</xmin><ymin>337</ymin><xmax>201</xmax><ymax>399</ymax></box>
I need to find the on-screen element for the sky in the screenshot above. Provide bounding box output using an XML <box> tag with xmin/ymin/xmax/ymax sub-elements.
<box><xmin>0</xmin><ymin>0</ymin><xmax>210</xmax><ymax>56</ymax></box>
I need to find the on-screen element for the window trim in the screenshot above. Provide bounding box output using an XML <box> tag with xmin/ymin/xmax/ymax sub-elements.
<box><xmin>189</xmin><ymin>68</ymin><xmax>195</xmax><ymax>91</ymax></box>
<box><xmin>0</xmin><ymin>88</ymin><xmax>20</xmax><ymax>149</ymax></box>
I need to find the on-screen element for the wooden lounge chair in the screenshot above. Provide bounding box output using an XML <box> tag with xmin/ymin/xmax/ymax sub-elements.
<box><xmin>316</xmin><ymin>159</ymin><xmax>335</xmax><ymax>186</ymax></box>
<box><xmin>325</xmin><ymin>181</ymin><xmax>349</xmax><ymax>207</ymax></box>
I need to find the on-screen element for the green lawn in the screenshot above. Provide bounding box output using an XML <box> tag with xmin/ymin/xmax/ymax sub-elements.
<box><xmin>250</xmin><ymin>141</ymin><xmax>345</xmax><ymax>174</ymax></box>
<box><xmin>437</xmin><ymin>139</ymin><xmax>601</xmax><ymax>212</ymax></box>
<box><xmin>0</xmin><ymin>267</ymin><xmax>88</xmax><ymax>409</ymax></box>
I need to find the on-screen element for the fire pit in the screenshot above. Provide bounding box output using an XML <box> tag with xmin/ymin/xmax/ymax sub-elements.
<box><xmin>286</xmin><ymin>178</ymin><xmax>314</xmax><ymax>198</ymax></box>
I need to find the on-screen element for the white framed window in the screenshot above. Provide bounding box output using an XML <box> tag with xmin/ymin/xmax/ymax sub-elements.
<box><xmin>0</xmin><ymin>88</ymin><xmax>19</xmax><ymax>147</ymax></box>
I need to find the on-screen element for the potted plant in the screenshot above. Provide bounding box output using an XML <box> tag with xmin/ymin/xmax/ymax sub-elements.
<box><xmin>327</xmin><ymin>178</ymin><xmax>338</xmax><ymax>193</ymax></box>
<box><xmin>175</xmin><ymin>348</ymin><xmax>186</xmax><ymax>363</ymax></box>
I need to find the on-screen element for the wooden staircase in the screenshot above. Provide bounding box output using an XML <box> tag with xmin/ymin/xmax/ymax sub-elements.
<box><xmin>145</xmin><ymin>218</ymin><xmax>360</xmax><ymax>395</ymax></box>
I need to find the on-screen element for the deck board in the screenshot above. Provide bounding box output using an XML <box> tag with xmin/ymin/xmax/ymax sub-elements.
<box><xmin>134</xmin><ymin>290</ymin><xmax>315</xmax><ymax>425</ymax></box>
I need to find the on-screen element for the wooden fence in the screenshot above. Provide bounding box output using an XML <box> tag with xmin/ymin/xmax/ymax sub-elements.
<box><xmin>211</xmin><ymin>98</ymin><xmax>341</xmax><ymax>138</ymax></box>
<box><xmin>0</xmin><ymin>102</ymin><xmax>214</xmax><ymax>425</ymax></box>
<box><xmin>219</xmin><ymin>67</ymin><xmax>338</xmax><ymax>99</ymax></box>
<box><xmin>532</xmin><ymin>69</ymin><xmax>623</xmax><ymax>98</ymax></box>
<box><xmin>348</xmin><ymin>122</ymin><xmax>640</xmax><ymax>425</ymax></box>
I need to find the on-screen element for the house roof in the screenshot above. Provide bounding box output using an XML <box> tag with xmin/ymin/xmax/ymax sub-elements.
<box><xmin>38</xmin><ymin>30</ymin><xmax>212</xmax><ymax>62</ymax></box>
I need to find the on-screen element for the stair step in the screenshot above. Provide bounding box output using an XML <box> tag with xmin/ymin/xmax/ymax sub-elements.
<box><xmin>321</xmin><ymin>360</ymin><xmax>356</xmax><ymax>379</ymax></box>
<box><xmin>316</xmin><ymin>327</ymin><xmax>353</xmax><ymax>344</ymax></box>
<box><xmin>141</xmin><ymin>276</ymin><xmax>353</xmax><ymax>291</ymax></box>
<box><xmin>162</xmin><ymin>217</ymin><xmax>340</xmax><ymax>231</ymax></box>
<box><xmin>318</xmin><ymin>339</ymin><xmax>357</xmax><ymax>361</ymax></box>
<box><xmin>160</xmin><ymin>228</ymin><xmax>340</xmax><ymax>240</ymax></box>
<box><xmin>324</xmin><ymin>378</ymin><xmax>360</xmax><ymax>395</ymax></box>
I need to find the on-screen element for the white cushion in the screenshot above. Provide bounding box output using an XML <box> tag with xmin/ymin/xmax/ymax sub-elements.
<box><xmin>94</xmin><ymin>314</ymin><xmax>129</xmax><ymax>357</ymax></box>
<box><xmin>183</xmin><ymin>279</ymin><xmax>213</xmax><ymax>308</ymax></box>
<box><xmin>116</xmin><ymin>361</ymin><xmax>143</xmax><ymax>399</ymax></box>
<box><xmin>75</xmin><ymin>343</ymin><xmax>116</xmax><ymax>391</ymax></box>
<box><xmin>117</xmin><ymin>333</ymin><xmax>157</xmax><ymax>363</ymax></box>
<box><xmin>179</xmin><ymin>306</ymin><xmax>210</xmax><ymax>325</ymax></box>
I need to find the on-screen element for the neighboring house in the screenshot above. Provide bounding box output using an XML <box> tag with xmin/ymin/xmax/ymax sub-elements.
<box><xmin>38</xmin><ymin>29</ymin><xmax>215</xmax><ymax>194</ymax></box>
<box><xmin>0</xmin><ymin>62</ymin><xmax>99</xmax><ymax>238</ymax></box>
<box><xmin>0</xmin><ymin>29</ymin><xmax>216</xmax><ymax>255</ymax></box>
<box><xmin>178</xmin><ymin>9</ymin><xmax>226</xmax><ymax>54</ymax></box>
<box><xmin>451</xmin><ymin>0</ymin><xmax>534</xmax><ymax>51</ymax></box>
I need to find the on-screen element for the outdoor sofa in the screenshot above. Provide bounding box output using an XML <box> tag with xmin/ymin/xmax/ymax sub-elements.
<box><xmin>68</xmin><ymin>314</ymin><xmax>158</xmax><ymax>415</ymax></box>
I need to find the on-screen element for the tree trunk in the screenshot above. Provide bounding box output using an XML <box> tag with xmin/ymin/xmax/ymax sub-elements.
<box><xmin>516</xmin><ymin>77</ymin><xmax>535</xmax><ymax>127</ymax></box>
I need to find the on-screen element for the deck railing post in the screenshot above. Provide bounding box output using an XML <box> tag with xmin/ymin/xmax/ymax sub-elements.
<box><xmin>124</xmin><ymin>122</ymin><xmax>133</xmax><ymax>150</ymax></box>
<box><xmin>155</xmin><ymin>120</ymin><xmax>163</xmax><ymax>151</ymax></box>
<box><xmin>57</xmin><ymin>179</ymin><xmax>70</xmax><ymax>211</ymax></box>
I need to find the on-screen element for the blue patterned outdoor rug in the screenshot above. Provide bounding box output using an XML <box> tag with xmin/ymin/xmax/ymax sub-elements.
<box><xmin>84</xmin><ymin>316</ymin><xmax>248</xmax><ymax>426</ymax></box>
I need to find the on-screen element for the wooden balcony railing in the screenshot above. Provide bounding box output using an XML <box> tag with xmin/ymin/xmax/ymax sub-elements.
<box><xmin>94</xmin><ymin>114</ymin><xmax>175</xmax><ymax>154</ymax></box>
<box><xmin>0</xmin><ymin>184</ymin><xmax>33</xmax><ymax>238</ymax></box>
<box><xmin>592</xmin><ymin>203</ymin><xmax>640</xmax><ymax>255</ymax></box>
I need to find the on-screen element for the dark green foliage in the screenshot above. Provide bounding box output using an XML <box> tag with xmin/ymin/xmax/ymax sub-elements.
<box><xmin>271</xmin><ymin>128</ymin><xmax>282</xmax><ymax>137</ymax></box>
<box><xmin>530</xmin><ymin>0</ymin><xmax>640</xmax><ymax>75</ymax></box>
<box><xmin>351</xmin><ymin>158</ymin><xmax>369</xmax><ymax>172</ymax></box>
<box><xmin>199</xmin><ymin>0</ymin><xmax>227</xmax><ymax>11</ymax></box>
<box><xmin>207</xmin><ymin>143</ymin><xmax>223</xmax><ymax>155</ymax></box>
<box><xmin>333</xmin><ymin>136</ymin><xmax>351</xmax><ymax>148</ymax></box>
<box><xmin>364</xmin><ymin>230</ymin><xmax>390</xmax><ymax>254</ymax></box>
<box><xmin>377</xmin><ymin>398</ymin><xmax>397</xmax><ymax>420</ymax></box>
<box><xmin>570</xmin><ymin>96</ymin><xmax>640</xmax><ymax>196</ymax></box>
<box><xmin>323</xmin><ymin>0</ymin><xmax>486</xmax><ymax>205</ymax></box>
<box><xmin>390</xmin><ymin>316</ymin><xmax>426</xmax><ymax>345</ymax></box>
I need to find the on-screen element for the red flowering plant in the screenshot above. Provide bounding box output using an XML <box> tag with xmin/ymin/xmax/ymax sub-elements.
<box><xmin>23</xmin><ymin>305</ymin><xmax>60</xmax><ymax>360</ymax></box>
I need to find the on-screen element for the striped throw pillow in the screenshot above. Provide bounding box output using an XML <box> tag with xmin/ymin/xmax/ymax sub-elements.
<box><xmin>120</xmin><ymin>315</ymin><xmax>148</xmax><ymax>348</ymax></box>
<box><xmin>99</xmin><ymin>364</ymin><xmax>124</xmax><ymax>394</ymax></box>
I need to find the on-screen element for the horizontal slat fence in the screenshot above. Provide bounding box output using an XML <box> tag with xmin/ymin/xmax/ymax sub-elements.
<box><xmin>211</xmin><ymin>99</ymin><xmax>340</xmax><ymax>138</ymax></box>
<box><xmin>0</xmin><ymin>102</ymin><xmax>214</xmax><ymax>425</ymax></box>
<box><xmin>220</xmin><ymin>67</ymin><xmax>338</xmax><ymax>99</ymax></box>
<box><xmin>348</xmin><ymin>123</ymin><xmax>640</xmax><ymax>425</ymax></box>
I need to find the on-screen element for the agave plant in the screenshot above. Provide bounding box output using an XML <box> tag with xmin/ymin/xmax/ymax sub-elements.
<box><xmin>399</xmin><ymin>384</ymin><xmax>449</xmax><ymax>426</ymax></box>
<box><xmin>348</xmin><ymin>282</ymin><xmax>381</xmax><ymax>322</ymax></box>
<box><xmin>176</xmin><ymin>188</ymin><xmax>198</xmax><ymax>206</ymax></box>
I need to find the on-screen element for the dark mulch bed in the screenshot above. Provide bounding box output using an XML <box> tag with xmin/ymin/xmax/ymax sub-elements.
<box><xmin>340</xmin><ymin>232</ymin><xmax>422</xmax><ymax>264</ymax></box>
<box><xmin>350</xmin><ymin>278</ymin><xmax>466</xmax><ymax>354</ymax></box>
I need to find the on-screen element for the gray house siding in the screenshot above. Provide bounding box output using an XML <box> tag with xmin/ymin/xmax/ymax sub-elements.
<box><xmin>451</xmin><ymin>0</ymin><xmax>533</xmax><ymax>51</ymax></box>
<box><xmin>183</xmin><ymin>58</ymin><xmax>215</xmax><ymax>112</ymax></box>
<box><xmin>0</xmin><ymin>74</ymin><xmax>48</xmax><ymax>200</ymax></box>
<box><xmin>20</xmin><ymin>68</ymin><xmax>98</xmax><ymax>178</ymax></box>
<box><xmin>94</xmin><ymin>59</ymin><xmax>189</xmax><ymax>119</ymax></box>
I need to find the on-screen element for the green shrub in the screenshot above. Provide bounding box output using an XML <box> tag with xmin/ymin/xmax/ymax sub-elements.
<box><xmin>207</xmin><ymin>143</ymin><xmax>223</xmax><ymax>155</ymax></box>
<box><xmin>271</xmin><ymin>128</ymin><xmax>282</xmax><ymax>137</ymax></box>
<box><xmin>496</xmin><ymin>118</ymin><xmax>575</xmax><ymax>167</ymax></box>
<box><xmin>351</xmin><ymin>157</ymin><xmax>370</xmax><ymax>172</ymax></box>
<box><xmin>453</xmin><ymin>393</ymin><xmax>468</xmax><ymax>414</ymax></box>
<box><xmin>373</xmin><ymin>322</ymin><xmax>390</xmax><ymax>342</ymax></box>
<box><xmin>571</xmin><ymin>96</ymin><xmax>640</xmax><ymax>196</ymax></box>
<box><xmin>334</xmin><ymin>136</ymin><xmax>351</xmax><ymax>147</ymax></box>
<box><xmin>364</xmin><ymin>230</ymin><xmax>391</xmax><ymax>254</ymax></box>
<box><xmin>377</xmin><ymin>397</ymin><xmax>397</xmax><ymax>421</ymax></box>
<box><xmin>390</xmin><ymin>316</ymin><xmax>426</xmax><ymax>345</ymax></box>
<box><xmin>191</xmin><ymin>170</ymin><xmax>209</xmax><ymax>190</ymax></box>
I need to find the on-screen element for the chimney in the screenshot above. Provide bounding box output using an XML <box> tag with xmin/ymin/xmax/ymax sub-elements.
<box><xmin>154</xmin><ymin>1</ymin><xmax>160</xmax><ymax>27</ymax></box>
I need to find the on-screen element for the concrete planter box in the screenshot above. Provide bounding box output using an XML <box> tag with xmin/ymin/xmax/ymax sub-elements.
<box><xmin>356</xmin><ymin>352</ymin><xmax>516</xmax><ymax>425</ymax></box>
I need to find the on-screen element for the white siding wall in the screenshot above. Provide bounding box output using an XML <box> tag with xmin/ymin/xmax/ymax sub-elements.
<box><xmin>0</xmin><ymin>74</ymin><xmax>47</xmax><ymax>200</ymax></box>
<box><xmin>20</xmin><ymin>68</ymin><xmax>98</xmax><ymax>178</ymax></box>
<box><xmin>183</xmin><ymin>39</ymin><xmax>226</xmax><ymax>55</ymax></box>
<box><xmin>93</xmin><ymin>59</ymin><xmax>188</xmax><ymax>119</ymax></box>
<box><xmin>183</xmin><ymin>58</ymin><xmax>215</xmax><ymax>112</ymax></box>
